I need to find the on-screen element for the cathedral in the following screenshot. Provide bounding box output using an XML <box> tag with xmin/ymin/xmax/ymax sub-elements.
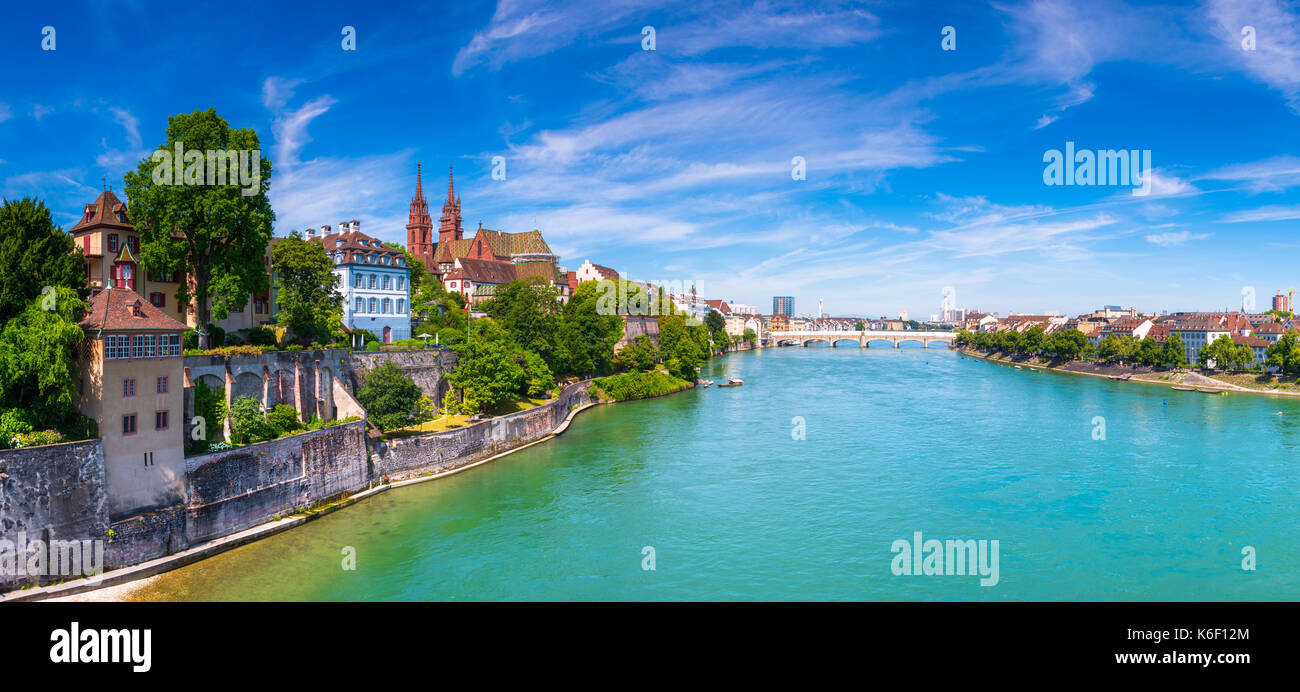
<box><xmin>405</xmin><ymin>164</ymin><xmax>563</xmax><ymax>304</ymax></box>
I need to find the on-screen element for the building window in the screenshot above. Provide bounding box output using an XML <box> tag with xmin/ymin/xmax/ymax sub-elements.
<box><xmin>155</xmin><ymin>410</ymin><xmax>169</xmax><ymax>430</ymax></box>
<box><xmin>124</xmin><ymin>378</ymin><xmax>136</xmax><ymax>397</ymax></box>
<box><xmin>143</xmin><ymin>334</ymin><xmax>155</xmax><ymax>357</ymax></box>
<box><xmin>355</xmin><ymin>274</ymin><xmax>363</xmax><ymax>288</ymax></box>
<box><xmin>157</xmin><ymin>376</ymin><xmax>168</xmax><ymax>393</ymax></box>
<box><xmin>397</xmin><ymin>299</ymin><xmax>405</xmax><ymax>315</ymax></box>
<box><xmin>108</xmin><ymin>234</ymin><xmax>119</xmax><ymax>252</ymax></box>
<box><xmin>127</xmin><ymin>236</ymin><xmax>139</xmax><ymax>254</ymax></box>
<box><xmin>369</xmin><ymin>298</ymin><xmax>377</xmax><ymax>313</ymax></box>
<box><xmin>383</xmin><ymin>276</ymin><xmax>391</xmax><ymax>290</ymax></box>
<box><xmin>397</xmin><ymin>277</ymin><xmax>405</xmax><ymax>290</ymax></box>
<box><xmin>254</xmin><ymin>293</ymin><xmax>269</xmax><ymax>314</ymax></box>
<box><xmin>143</xmin><ymin>452</ymin><xmax>154</xmax><ymax>467</ymax></box>
<box><xmin>133</xmin><ymin>334</ymin><xmax>146</xmax><ymax>358</ymax></box>
<box><xmin>149</xmin><ymin>292</ymin><xmax>165</xmax><ymax>308</ymax></box>
<box><xmin>369</xmin><ymin>275</ymin><xmax>377</xmax><ymax>289</ymax></box>
<box><xmin>122</xmin><ymin>414</ymin><xmax>137</xmax><ymax>435</ymax></box>
<box><xmin>355</xmin><ymin>297</ymin><xmax>364</xmax><ymax>313</ymax></box>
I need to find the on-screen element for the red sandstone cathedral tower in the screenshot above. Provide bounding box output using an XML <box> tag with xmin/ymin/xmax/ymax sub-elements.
<box><xmin>406</xmin><ymin>163</ymin><xmax>434</xmax><ymax>264</ymax></box>
<box><xmin>439</xmin><ymin>166</ymin><xmax>463</xmax><ymax>244</ymax></box>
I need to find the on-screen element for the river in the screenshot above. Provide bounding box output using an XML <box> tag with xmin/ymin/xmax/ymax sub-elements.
<box><xmin>127</xmin><ymin>345</ymin><xmax>1300</xmax><ymax>601</ymax></box>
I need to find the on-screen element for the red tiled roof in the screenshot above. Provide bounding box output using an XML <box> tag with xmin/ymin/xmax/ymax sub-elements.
<box><xmin>78</xmin><ymin>287</ymin><xmax>188</xmax><ymax>333</ymax></box>
<box><xmin>1232</xmin><ymin>334</ymin><xmax>1271</xmax><ymax>348</ymax></box>
<box><xmin>313</xmin><ymin>230</ymin><xmax>404</xmax><ymax>262</ymax></box>
<box><xmin>1255</xmin><ymin>322</ymin><xmax>1284</xmax><ymax>334</ymax></box>
<box><xmin>452</xmin><ymin>257</ymin><xmax>517</xmax><ymax>285</ymax></box>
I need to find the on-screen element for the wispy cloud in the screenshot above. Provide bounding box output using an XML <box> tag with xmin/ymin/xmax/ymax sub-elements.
<box><xmin>1145</xmin><ymin>230</ymin><xmax>1209</xmax><ymax>246</ymax></box>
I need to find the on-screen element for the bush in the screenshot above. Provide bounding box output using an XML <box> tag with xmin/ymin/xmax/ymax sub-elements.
<box><xmin>243</xmin><ymin>326</ymin><xmax>278</xmax><ymax>347</ymax></box>
<box><xmin>183</xmin><ymin>331</ymin><xmax>199</xmax><ymax>350</ymax></box>
<box><xmin>9</xmin><ymin>429</ymin><xmax>63</xmax><ymax>448</ymax></box>
<box><xmin>286</xmin><ymin>344</ymin><xmax>304</xmax><ymax>351</ymax></box>
<box><xmin>267</xmin><ymin>404</ymin><xmax>303</xmax><ymax>435</ymax></box>
<box><xmin>228</xmin><ymin>395</ymin><xmax>276</xmax><ymax>444</ymax></box>
<box><xmin>192</xmin><ymin>379</ymin><xmax>227</xmax><ymax>445</ymax></box>
<box><xmin>592</xmin><ymin>371</ymin><xmax>692</xmax><ymax>401</ymax></box>
<box><xmin>0</xmin><ymin>408</ymin><xmax>36</xmax><ymax>449</ymax></box>
<box><xmin>366</xmin><ymin>341</ymin><xmax>381</xmax><ymax>352</ymax></box>
<box><xmin>356</xmin><ymin>362</ymin><xmax>422</xmax><ymax>430</ymax></box>
<box><xmin>205</xmin><ymin>324</ymin><xmax>226</xmax><ymax>348</ymax></box>
<box><xmin>414</xmin><ymin>394</ymin><xmax>437</xmax><ymax>423</ymax></box>
<box><xmin>442</xmin><ymin>390</ymin><xmax>460</xmax><ymax>416</ymax></box>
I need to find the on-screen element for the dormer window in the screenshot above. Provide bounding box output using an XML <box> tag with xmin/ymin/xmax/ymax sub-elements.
<box><xmin>131</xmin><ymin>301</ymin><xmax>144</xmax><ymax>317</ymax></box>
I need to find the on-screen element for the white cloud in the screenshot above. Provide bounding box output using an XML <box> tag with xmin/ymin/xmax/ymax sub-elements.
<box><xmin>1206</xmin><ymin>0</ymin><xmax>1300</xmax><ymax>111</ymax></box>
<box><xmin>1221</xmin><ymin>204</ymin><xmax>1300</xmax><ymax>223</ymax></box>
<box><xmin>1145</xmin><ymin>230</ymin><xmax>1209</xmax><ymax>246</ymax></box>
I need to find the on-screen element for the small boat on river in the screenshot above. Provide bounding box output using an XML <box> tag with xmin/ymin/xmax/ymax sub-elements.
<box><xmin>696</xmin><ymin>379</ymin><xmax>713</xmax><ymax>388</ymax></box>
<box><xmin>1171</xmin><ymin>386</ymin><xmax>1195</xmax><ymax>391</ymax></box>
<box><xmin>718</xmin><ymin>378</ymin><xmax>744</xmax><ymax>387</ymax></box>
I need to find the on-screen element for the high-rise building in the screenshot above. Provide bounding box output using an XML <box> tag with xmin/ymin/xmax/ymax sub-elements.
<box><xmin>773</xmin><ymin>296</ymin><xmax>795</xmax><ymax>317</ymax></box>
<box><xmin>1273</xmin><ymin>292</ymin><xmax>1291</xmax><ymax>313</ymax></box>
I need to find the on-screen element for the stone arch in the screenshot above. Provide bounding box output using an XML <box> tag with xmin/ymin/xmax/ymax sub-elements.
<box><xmin>831</xmin><ymin>338</ymin><xmax>860</xmax><ymax>348</ymax></box>
<box><xmin>231</xmin><ymin>371</ymin><xmax>264</xmax><ymax>407</ymax></box>
<box><xmin>802</xmin><ymin>338</ymin><xmax>831</xmax><ymax>347</ymax></box>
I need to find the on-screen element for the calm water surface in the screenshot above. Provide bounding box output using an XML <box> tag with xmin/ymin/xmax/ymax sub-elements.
<box><xmin>130</xmin><ymin>346</ymin><xmax>1300</xmax><ymax>601</ymax></box>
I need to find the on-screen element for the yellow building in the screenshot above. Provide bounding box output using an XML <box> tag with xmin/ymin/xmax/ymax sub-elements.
<box><xmin>68</xmin><ymin>190</ymin><xmax>277</xmax><ymax>340</ymax></box>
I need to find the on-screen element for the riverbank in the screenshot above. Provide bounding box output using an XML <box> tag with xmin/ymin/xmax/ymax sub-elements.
<box><xmin>958</xmin><ymin>347</ymin><xmax>1300</xmax><ymax>397</ymax></box>
<box><xmin>20</xmin><ymin>372</ymin><xmax>702</xmax><ymax>602</ymax></box>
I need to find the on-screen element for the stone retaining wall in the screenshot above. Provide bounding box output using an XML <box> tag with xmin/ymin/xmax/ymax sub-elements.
<box><xmin>373</xmin><ymin>380</ymin><xmax>593</xmax><ymax>480</ymax></box>
<box><xmin>0</xmin><ymin>439</ymin><xmax>109</xmax><ymax>591</ymax></box>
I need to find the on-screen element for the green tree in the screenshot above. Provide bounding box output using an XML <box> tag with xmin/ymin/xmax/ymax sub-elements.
<box><xmin>272</xmin><ymin>230</ymin><xmax>343</xmax><ymax>341</ymax></box>
<box><xmin>743</xmin><ymin>327</ymin><xmax>757</xmax><ymax>343</ymax></box>
<box><xmin>357</xmin><ymin>361</ymin><xmax>423</xmax><ymax>429</ymax></box>
<box><xmin>613</xmin><ymin>335</ymin><xmax>657</xmax><ymax>372</ymax></box>
<box><xmin>449</xmin><ymin>336</ymin><xmax>525</xmax><ymax>414</ymax></box>
<box><xmin>518</xmin><ymin>348</ymin><xmax>555</xmax><ymax>397</ymax></box>
<box><xmin>1163</xmin><ymin>333</ymin><xmax>1187</xmax><ymax>367</ymax></box>
<box><xmin>0</xmin><ymin>198</ymin><xmax>86</xmax><ymax>325</ymax></box>
<box><xmin>480</xmin><ymin>277</ymin><xmax>569</xmax><ymax>373</ymax></box>
<box><xmin>1265</xmin><ymin>331</ymin><xmax>1300</xmax><ymax>375</ymax></box>
<box><xmin>1198</xmin><ymin>335</ymin><xmax>1235</xmax><ymax>370</ymax></box>
<box><xmin>1022</xmin><ymin>325</ymin><xmax>1045</xmax><ymax>354</ymax></box>
<box><xmin>0</xmin><ymin>287</ymin><xmax>86</xmax><ymax>427</ymax></box>
<box><xmin>1045</xmin><ymin>329</ymin><xmax>1089</xmax><ymax>361</ymax></box>
<box><xmin>562</xmin><ymin>281</ymin><xmax>624</xmax><ymax>376</ymax></box>
<box><xmin>123</xmin><ymin>108</ymin><xmax>274</xmax><ymax>346</ymax></box>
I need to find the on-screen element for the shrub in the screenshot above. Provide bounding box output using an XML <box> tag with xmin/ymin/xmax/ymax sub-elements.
<box><xmin>9</xmin><ymin>429</ymin><xmax>63</xmax><ymax>448</ymax></box>
<box><xmin>267</xmin><ymin>404</ymin><xmax>303</xmax><ymax>435</ymax></box>
<box><xmin>592</xmin><ymin>371</ymin><xmax>692</xmax><ymax>401</ymax></box>
<box><xmin>442</xmin><ymin>390</ymin><xmax>460</xmax><ymax>416</ymax></box>
<box><xmin>192</xmin><ymin>379</ymin><xmax>228</xmax><ymax>445</ymax></box>
<box><xmin>243</xmin><ymin>327</ymin><xmax>278</xmax><ymax>347</ymax></box>
<box><xmin>286</xmin><ymin>344</ymin><xmax>304</xmax><ymax>351</ymax></box>
<box><xmin>228</xmin><ymin>395</ymin><xmax>275</xmax><ymax>444</ymax></box>
<box><xmin>183</xmin><ymin>331</ymin><xmax>199</xmax><ymax>350</ymax></box>
<box><xmin>356</xmin><ymin>362</ymin><xmax>422</xmax><ymax>429</ymax></box>
<box><xmin>0</xmin><ymin>408</ymin><xmax>36</xmax><ymax>449</ymax></box>
<box><xmin>366</xmin><ymin>341</ymin><xmax>381</xmax><ymax>352</ymax></box>
<box><xmin>205</xmin><ymin>324</ymin><xmax>226</xmax><ymax>348</ymax></box>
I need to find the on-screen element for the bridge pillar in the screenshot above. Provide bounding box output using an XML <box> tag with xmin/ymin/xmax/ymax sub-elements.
<box><xmin>893</xmin><ymin>338</ymin><xmax>900</xmax><ymax>349</ymax></box>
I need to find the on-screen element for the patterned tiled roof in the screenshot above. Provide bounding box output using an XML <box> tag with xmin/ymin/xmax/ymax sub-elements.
<box><xmin>314</xmin><ymin>230</ymin><xmax>404</xmax><ymax>264</ymax></box>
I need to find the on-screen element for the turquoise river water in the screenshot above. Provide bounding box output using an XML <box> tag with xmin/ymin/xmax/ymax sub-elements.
<box><xmin>129</xmin><ymin>346</ymin><xmax>1300</xmax><ymax>601</ymax></box>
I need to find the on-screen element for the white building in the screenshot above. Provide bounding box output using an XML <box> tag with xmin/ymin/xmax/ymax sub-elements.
<box><xmin>311</xmin><ymin>221</ymin><xmax>411</xmax><ymax>345</ymax></box>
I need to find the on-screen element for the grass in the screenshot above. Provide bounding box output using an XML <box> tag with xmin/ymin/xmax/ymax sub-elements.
<box><xmin>380</xmin><ymin>395</ymin><xmax>555</xmax><ymax>439</ymax></box>
<box><xmin>592</xmin><ymin>371</ymin><xmax>694</xmax><ymax>402</ymax></box>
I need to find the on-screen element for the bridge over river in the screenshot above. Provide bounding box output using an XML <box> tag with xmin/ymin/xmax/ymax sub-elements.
<box><xmin>767</xmin><ymin>330</ymin><xmax>957</xmax><ymax>348</ymax></box>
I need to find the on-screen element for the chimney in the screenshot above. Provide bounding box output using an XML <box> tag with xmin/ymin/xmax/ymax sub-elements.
<box><xmin>306</xmin><ymin>227</ymin><xmax>317</xmax><ymax>238</ymax></box>
<box><xmin>321</xmin><ymin>225</ymin><xmax>332</xmax><ymax>236</ymax></box>
<box><xmin>350</xmin><ymin>219</ymin><xmax>360</xmax><ymax>231</ymax></box>
<box><xmin>340</xmin><ymin>221</ymin><xmax>351</xmax><ymax>233</ymax></box>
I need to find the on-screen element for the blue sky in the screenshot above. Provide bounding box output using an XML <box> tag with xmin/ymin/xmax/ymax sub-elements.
<box><xmin>2</xmin><ymin>0</ymin><xmax>1299</xmax><ymax>319</ymax></box>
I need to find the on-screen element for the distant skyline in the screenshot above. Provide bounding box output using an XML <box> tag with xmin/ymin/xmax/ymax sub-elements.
<box><xmin>2</xmin><ymin>0</ymin><xmax>1300</xmax><ymax>318</ymax></box>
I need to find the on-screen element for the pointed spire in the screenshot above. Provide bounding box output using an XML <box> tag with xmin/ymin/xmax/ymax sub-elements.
<box><xmin>446</xmin><ymin>166</ymin><xmax>455</xmax><ymax>205</ymax></box>
<box><xmin>414</xmin><ymin>162</ymin><xmax>424</xmax><ymax>202</ymax></box>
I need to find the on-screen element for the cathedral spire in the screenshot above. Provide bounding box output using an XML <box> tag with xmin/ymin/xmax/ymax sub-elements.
<box><xmin>439</xmin><ymin>166</ymin><xmax>464</xmax><ymax>244</ymax></box>
<box><xmin>446</xmin><ymin>166</ymin><xmax>455</xmax><ymax>205</ymax></box>
<box><xmin>406</xmin><ymin>162</ymin><xmax>433</xmax><ymax>263</ymax></box>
